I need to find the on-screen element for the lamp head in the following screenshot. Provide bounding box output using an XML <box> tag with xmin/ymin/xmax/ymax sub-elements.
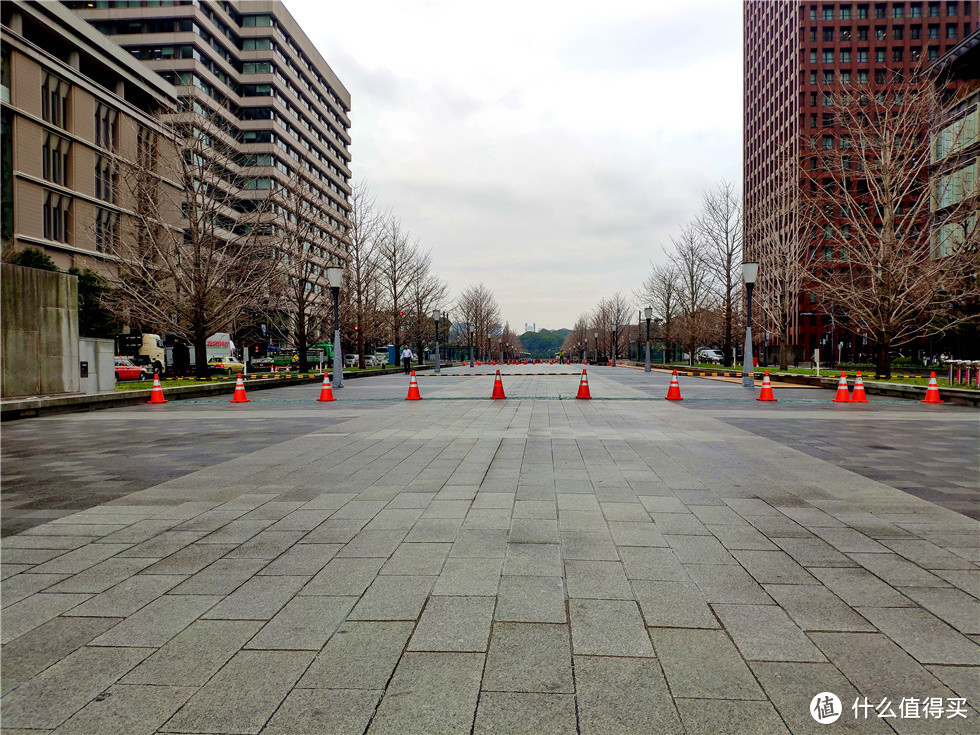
<box><xmin>742</xmin><ymin>261</ymin><xmax>759</xmax><ymax>285</ymax></box>
<box><xmin>644</xmin><ymin>307</ymin><xmax>653</xmax><ymax>320</ymax></box>
<box><xmin>432</xmin><ymin>308</ymin><xmax>441</xmax><ymax>321</ymax></box>
<box><xmin>326</xmin><ymin>266</ymin><xmax>344</xmax><ymax>289</ymax></box>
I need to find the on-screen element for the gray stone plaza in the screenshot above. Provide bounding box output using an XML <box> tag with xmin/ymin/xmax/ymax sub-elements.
<box><xmin>1</xmin><ymin>365</ymin><xmax>978</xmax><ymax>734</ymax></box>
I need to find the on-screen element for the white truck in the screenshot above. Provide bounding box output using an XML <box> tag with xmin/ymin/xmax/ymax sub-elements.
<box><xmin>115</xmin><ymin>333</ymin><xmax>166</xmax><ymax>374</ymax></box>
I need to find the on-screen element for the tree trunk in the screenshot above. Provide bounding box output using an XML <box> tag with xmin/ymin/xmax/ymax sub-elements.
<box><xmin>779</xmin><ymin>317</ymin><xmax>790</xmax><ymax>372</ymax></box>
<box><xmin>357</xmin><ymin>306</ymin><xmax>365</xmax><ymax>369</ymax></box>
<box><xmin>875</xmin><ymin>338</ymin><xmax>891</xmax><ymax>379</ymax></box>
<box><xmin>194</xmin><ymin>328</ymin><xmax>208</xmax><ymax>379</ymax></box>
<box><xmin>723</xmin><ymin>296</ymin><xmax>733</xmax><ymax>367</ymax></box>
<box><xmin>296</xmin><ymin>303</ymin><xmax>309</xmax><ymax>372</ymax></box>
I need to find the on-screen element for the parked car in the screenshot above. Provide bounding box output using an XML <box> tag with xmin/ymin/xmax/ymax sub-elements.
<box><xmin>364</xmin><ymin>355</ymin><xmax>378</xmax><ymax>367</ymax></box>
<box><xmin>251</xmin><ymin>356</ymin><xmax>275</xmax><ymax>369</ymax></box>
<box><xmin>114</xmin><ymin>356</ymin><xmax>150</xmax><ymax>381</ymax></box>
<box><xmin>207</xmin><ymin>356</ymin><xmax>246</xmax><ymax>375</ymax></box>
<box><xmin>696</xmin><ymin>349</ymin><xmax>725</xmax><ymax>364</ymax></box>
<box><xmin>372</xmin><ymin>352</ymin><xmax>389</xmax><ymax>366</ymax></box>
<box><xmin>344</xmin><ymin>354</ymin><xmax>358</xmax><ymax>367</ymax></box>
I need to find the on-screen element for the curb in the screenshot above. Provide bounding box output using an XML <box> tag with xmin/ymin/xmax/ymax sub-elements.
<box><xmin>0</xmin><ymin>365</ymin><xmax>436</xmax><ymax>421</ymax></box>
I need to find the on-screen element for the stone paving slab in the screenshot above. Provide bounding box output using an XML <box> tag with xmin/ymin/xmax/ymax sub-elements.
<box><xmin>0</xmin><ymin>365</ymin><xmax>977</xmax><ymax>733</ymax></box>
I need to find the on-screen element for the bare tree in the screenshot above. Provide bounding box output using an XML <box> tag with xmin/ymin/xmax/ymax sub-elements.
<box><xmin>406</xmin><ymin>249</ymin><xmax>449</xmax><ymax>363</ymax></box>
<box><xmin>377</xmin><ymin>218</ymin><xmax>421</xmax><ymax>362</ymax></box>
<box><xmin>268</xmin><ymin>166</ymin><xmax>347</xmax><ymax>371</ymax></box>
<box><xmin>696</xmin><ymin>181</ymin><xmax>742</xmax><ymax>366</ymax></box>
<box><xmin>638</xmin><ymin>260</ymin><xmax>682</xmax><ymax>363</ymax></box>
<box><xmin>802</xmin><ymin>74</ymin><xmax>980</xmax><ymax>377</ymax></box>
<box><xmin>672</xmin><ymin>224</ymin><xmax>715</xmax><ymax>365</ymax></box>
<box><xmin>344</xmin><ymin>183</ymin><xmax>383</xmax><ymax>368</ymax></box>
<box><xmin>107</xmin><ymin>111</ymin><xmax>276</xmax><ymax>377</ymax></box>
<box><xmin>750</xmin><ymin>156</ymin><xmax>810</xmax><ymax>371</ymax></box>
<box><xmin>457</xmin><ymin>283</ymin><xmax>501</xmax><ymax>360</ymax></box>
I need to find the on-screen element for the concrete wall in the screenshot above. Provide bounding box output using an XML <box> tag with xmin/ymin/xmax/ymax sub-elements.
<box><xmin>79</xmin><ymin>337</ymin><xmax>115</xmax><ymax>395</ymax></box>
<box><xmin>1</xmin><ymin>263</ymin><xmax>79</xmax><ymax>398</ymax></box>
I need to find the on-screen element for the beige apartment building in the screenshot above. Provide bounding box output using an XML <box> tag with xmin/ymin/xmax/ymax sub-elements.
<box><xmin>67</xmin><ymin>0</ymin><xmax>354</xmax><ymax>314</ymax></box>
<box><xmin>1</xmin><ymin>0</ymin><xmax>181</xmax><ymax>276</ymax></box>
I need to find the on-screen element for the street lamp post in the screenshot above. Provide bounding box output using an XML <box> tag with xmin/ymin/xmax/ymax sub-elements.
<box><xmin>432</xmin><ymin>308</ymin><xmax>441</xmax><ymax>374</ymax></box>
<box><xmin>644</xmin><ymin>307</ymin><xmax>652</xmax><ymax>373</ymax></box>
<box><xmin>742</xmin><ymin>262</ymin><xmax>759</xmax><ymax>388</ymax></box>
<box><xmin>326</xmin><ymin>266</ymin><xmax>344</xmax><ymax>389</ymax></box>
<box><xmin>594</xmin><ymin>332</ymin><xmax>599</xmax><ymax>364</ymax></box>
<box><xmin>469</xmin><ymin>327</ymin><xmax>475</xmax><ymax>368</ymax></box>
<box><xmin>611</xmin><ymin>324</ymin><xmax>617</xmax><ymax>365</ymax></box>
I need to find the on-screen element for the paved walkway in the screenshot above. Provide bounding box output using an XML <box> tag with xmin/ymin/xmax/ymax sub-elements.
<box><xmin>1</xmin><ymin>365</ymin><xmax>978</xmax><ymax>734</ymax></box>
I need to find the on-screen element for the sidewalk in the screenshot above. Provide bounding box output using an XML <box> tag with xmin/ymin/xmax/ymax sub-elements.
<box><xmin>1</xmin><ymin>366</ymin><xmax>977</xmax><ymax>733</ymax></box>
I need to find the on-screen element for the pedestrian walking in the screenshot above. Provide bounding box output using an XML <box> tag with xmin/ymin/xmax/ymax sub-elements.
<box><xmin>401</xmin><ymin>344</ymin><xmax>415</xmax><ymax>374</ymax></box>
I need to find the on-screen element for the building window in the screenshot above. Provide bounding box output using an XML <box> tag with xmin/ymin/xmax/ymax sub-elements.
<box><xmin>42</xmin><ymin>134</ymin><xmax>70</xmax><ymax>186</ymax></box>
<box><xmin>41</xmin><ymin>74</ymin><xmax>69</xmax><ymax>129</ymax></box>
<box><xmin>1</xmin><ymin>47</ymin><xmax>10</xmax><ymax>103</ymax></box>
<box><xmin>841</xmin><ymin>5</ymin><xmax>852</xmax><ymax>18</ymax></box>
<box><xmin>810</xmin><ymin>113</ymin><xmax>818</xmax><ymax>128</ymax></box>
<box><xmin>810</xmin><ymin>71</ymin><xmax>818</xmax><ymax>85</ymax></box>
<box><xmin>858</xmin><ymin>48</ymin><xmax>869</xmax><ymax>61</ymax></box>
<box><xmin>95</xmin><ymin>207</ymin><xmax>118</xmax><ymax>253</ymax></box>
<box><xmin>928</xmin><ymin>46</ymin><xmax>940</xmax><ymax>59</ymax></box>
<box><xmin>242</xmin><ymin>61</ymin><xmax>272</xmax><ymax>74</ymax></box>
<box><xmin>876</xmin><ymin>69</ymin><xmax>887</xmax><ymax>83</ymax></box>
<box><xmin>94</xmin><ymin>104</ymin><xmax>117</xmax><ymax>151</ymax></box>
<box><xmin>43</xmin><ymin>191</ymin><xmax>70</xmax><ymax>242</ymax></box>
<box><xmin>824</xmin><ymin>6</ymin><xmax>835</xmax><ymax>20</ymax></box>
<box><xmin>823</xmin><ymin>135</ymin><xmax>835</xmax><ymax>149</ymax></box>
<box><xmin>946</xmin><ymin>24</ymin><xmax>958</xmax><ymax>38</ymax></box>
<box><xmin>911</xmin><ymin>47</ymin><xmax>922</xmax><ymax>60</ymax></box>
<box><xmin>947</xmin><ymin>2</ymin><xmax>957</xmax><ymax>15</ymax></box>
<box><xmin>875</xmin><ymin>25</ymin><xmax>886</xmax><ymax>39</ymax></box>
<box><xmin>242</xmin><ymin>14</ymin><xmax>273</xmax><ymax>26</ymax></box>
<box><xmin>137</xmin><ymin>126</ymin><xmax>157</xmax><ymax>171</ymax></box>
<box><xmin>841</xmin><ymin>49</ymin><xmax>851</xmax><ymax>62</ymax></box>
<box><xmin>823</xmin><ymin>49</ymin><xmax>834</xmax><ymax>63</ymax></box>
<box><xmin>858</xmin><ymin>26</ymin><xmax>869</xmax><ymax>39</ymax></box>
<box><xmin>823</xmin><ymin>71</ymin><xmax>835</xmax><ymax>84</ymax></box>
<box><xmin>842</xmin><ymin>27</ymin><xmax>853</xmax><ymax>40</ymax></box>
<box><xmin>858</xmin><ymin>70</ymin><xmax>869</xmax><ymax>82</ymax></box>
<box><xmin>929</xmin><ymin>2</ymin><xmax>940</xmax><ymax>16</ymax></box>
<box><xmin>893</xmin><ymin>48</ymin><xmax>904</xmax><ymax>61</ymax></box>
<box><xmin>242</xmin><ymin>37</ymin><xmax>272</xmax><ymax>51</ymax></box>
<box><xmin>811</xmin><ymin>7</ymin><xmax>818</xmax><ymax>19</ymax></box>
<box><xmin>94</xmin><ymin>155</ymin><xmax>116</xmax><ymax>203</ymax></box>
<box><xmin>875</xmin><ymin>4</ymin><xmax>886</xmax><ymax>18</ymax></box>
<box><xmin>810</xmin><ymin>50</ymin><xmax>818</xmax><ymax>63</ymax></box>
<box><xmin>894</xmin><ymin>4</ymin><xmax>905</xmax><ymax>18</ymax></box>
<box><xmin>841</xmin><ymin>70</ymin><xmax>852</xmax><ymax>84</ymax></box>
<box><xmin>911</xmin><ymin>25</ymin><xmax>922</xmax><ymax>38</ymax></box>
<box><xmin>894</xmin><ymin>26</ymin><xmax>904</xmax><ymax>39</ymax></box>
<box><xmin>823</xmin><ymin>93</ymin><xmax>833</xmax><ymax>106</ymax></box>
<box><xmin>823</xmin><ymin>112</ymin><xmax>835</xmax><ymax>127</ymax></box>
<box><xmin>911</xmin><ymin>3</ymin><xmax>922</xmax><ymax>16</ymax></box>
<box><xmin>875</xmin><ymin>48</ymin><xmax>886</xmax><ymax>62</ymax></box>
<box><xmin>928</xmin><ymin>23</ymin><xmax>940</xmax><ymax>37</ymax></box>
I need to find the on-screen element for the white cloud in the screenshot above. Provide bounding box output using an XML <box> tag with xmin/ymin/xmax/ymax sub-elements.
<box><xmin>286</xmin><ymin>0</ymin><xmax>743</xmax><ymax>330</ymax></box>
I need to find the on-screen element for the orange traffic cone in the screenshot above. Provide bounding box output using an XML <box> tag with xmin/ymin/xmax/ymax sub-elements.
<box><xmin>921</xmin><ymin>372</ymin><xmax>944</xmax><ymax>404</ymax></box>
<box><xmin>666</xmin><ymin>369</ymin><xmax>683</xmax><ymax>400</ymax></box>
<box><xmin>230</xmin><ymin>373</ymin><xmax>250</xmax><ymax>403</ymax></box>
<box><xmin>148</xmin><ymin>373</ymin><xmax>167</xmax><ymax>404</ymax></box>
<box><xmin>833</xmin><ymin>372</ymin><xmax>850</xmax><ymax>403</ymax></box>
<box><xmin>317</xmin><ymin>372</ymin><xmax>336</xmax><ymax>402</ymax></box>
<box><xmin>406</xmin><ymin>370</ymin><xmax>422</xmax><ymax>400</ymax></box>
<box><xmin>756</xmin><ymin>371</ymin><xmax>777</xmax><ymax>402</ymax></box>
<box><xmin>576</xmin><ymin>369</ymin><xmax>592</xmax><ymax>399</ymax></box>
<box><xmin>491</xmin><ymin>370</ymin><xmax>506</xmax><ymax>399</ymax></box>
<box><xmin>851</xmin><ymin>372</ymin><xmax>868</xmax><ymax>403</ymax></box>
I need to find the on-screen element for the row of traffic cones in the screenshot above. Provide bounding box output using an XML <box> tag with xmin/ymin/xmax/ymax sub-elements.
<box><xmin>148</xmin><ymin>369</ymin><xmax>948</xmax><ymax>406</ymax></box>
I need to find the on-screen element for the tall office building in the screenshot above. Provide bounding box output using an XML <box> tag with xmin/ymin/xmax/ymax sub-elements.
<box><xmin>744</xmin><ymin>0</ymin><xmax>975</xmax><ymax>360</ymax></box>
<box><xmin>1</xmin><ymin>0</ymin><xmax>180</xmax><ymax>275</ymax></box>
<box><xmin>67</xmin><ymin>0</ymin><xmax>353</xmax><ymax>334</ymax></box>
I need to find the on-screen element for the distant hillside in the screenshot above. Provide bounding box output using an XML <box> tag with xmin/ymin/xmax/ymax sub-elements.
<box><xmin>519</xmin><ymin>329</ymin><xmax>570</xmax><ymax>358</ymax></box>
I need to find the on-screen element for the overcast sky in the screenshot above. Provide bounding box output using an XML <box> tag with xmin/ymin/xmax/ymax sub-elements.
<box><xmin>288</xmin><ymin>0</ymin><xmax>744</xmax><ymax>332</ymax></box>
